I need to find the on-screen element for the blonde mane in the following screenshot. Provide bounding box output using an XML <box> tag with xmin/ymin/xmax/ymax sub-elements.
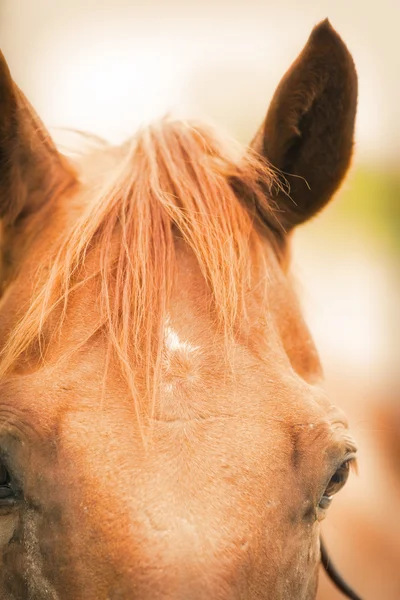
<box><xmin>1</xmin><ymin>118</ymin><xmax>278</xmax><ymax>413</ymax></box>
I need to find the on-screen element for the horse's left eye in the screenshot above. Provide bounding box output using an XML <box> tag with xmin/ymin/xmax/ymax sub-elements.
<box><xmin>318</xmin><ymin>459</ymin><xmax>352</xmax><ymax>511</ymax></box>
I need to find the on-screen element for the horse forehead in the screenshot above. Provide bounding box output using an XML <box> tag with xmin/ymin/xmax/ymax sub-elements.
<box><xmin>164</xmin><ymin>325</ymin><xmax>200</xmax><ymax>356</ymax></box>
<box><xmin>155</xmin><ymin>320</ymin><xmax>320</xmax><ymax>426</ymax></box>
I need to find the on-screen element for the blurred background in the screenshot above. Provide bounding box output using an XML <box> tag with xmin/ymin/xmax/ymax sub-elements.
<box><xmin>1</xmin><ymin>1</ymin><xmax>399</xmax><ymax>597</ymax></box>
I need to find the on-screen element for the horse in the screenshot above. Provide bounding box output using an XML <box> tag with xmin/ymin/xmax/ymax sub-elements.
<box><xmin>317</xmin><ymin>380</ymin><xmax>400</xmax><ymax>600</ymax></box>
<box><xmin>0</xmin><ymin>19</ymin><xmax>359</xmax><ymax>599</ymax></box>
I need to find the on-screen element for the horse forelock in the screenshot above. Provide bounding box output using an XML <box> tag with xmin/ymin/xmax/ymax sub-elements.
<box><xmin>0</xmin><ymin>118</ymin><xmax>279</xmax><ymax>416</ymax></box>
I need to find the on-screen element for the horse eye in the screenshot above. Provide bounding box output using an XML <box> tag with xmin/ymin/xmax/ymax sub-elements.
<box><xmin>318</xmin><ymin>459</ymin><xmax>352</xmax><ymax>511</ymax></box>
<box><xmin>0</xmin><ymin>461</ymin><xmax>15</xmax><ymax>502</ymax></box>
<box><xmin>0</xmin><ymin>462</ymin><xmax>9</xmax><ymax>486</ymax></box>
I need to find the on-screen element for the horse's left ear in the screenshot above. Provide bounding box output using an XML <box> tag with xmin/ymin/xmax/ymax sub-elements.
<box><xmin>251</xmin><ymin>19</ymin><xmax>357</xmax><ymax>234</ymax></box>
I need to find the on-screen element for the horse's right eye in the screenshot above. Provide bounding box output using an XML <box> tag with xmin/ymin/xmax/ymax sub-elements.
<box><xmin>0</xmin><ymin>461</ymin><xmax>16</xmax><ymax>503</ymax></box>
<box><xmin>0</xmin><ymin>462</ymin><xmax>9</xmax><ymax>485</ymax></box>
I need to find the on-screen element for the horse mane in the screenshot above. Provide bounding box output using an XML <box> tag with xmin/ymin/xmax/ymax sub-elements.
<box><xmin>1</xmin><ymin>118</ymin><xmax>279</xmax><ymax>414</ymax></box>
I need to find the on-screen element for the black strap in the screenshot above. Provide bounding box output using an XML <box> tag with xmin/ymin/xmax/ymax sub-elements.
<box><xmin>320</xmin><ymin>537</ymin><xmax>363</xmax><ymax>600</ymax></box>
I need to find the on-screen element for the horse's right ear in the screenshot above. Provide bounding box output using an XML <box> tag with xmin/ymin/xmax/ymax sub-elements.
<box><xmin>0</xmin><ymin>51</ymin><xmax>75</xmax><ymax>225</ymax></box>
<box><xmin>251</xmin><ymin>20</ymin><xmax>357</xmax><ymax>235</ymax></box>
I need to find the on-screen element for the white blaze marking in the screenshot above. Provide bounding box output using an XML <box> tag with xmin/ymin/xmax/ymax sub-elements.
<box><xmin>164</xmin><ymin>326</ymin><xmax>199</xmax><ymax>354</ymax></box>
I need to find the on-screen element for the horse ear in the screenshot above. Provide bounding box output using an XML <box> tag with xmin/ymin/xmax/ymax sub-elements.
<box><xmin>251</xmin><ymin>19</ymin><xmax>357</xmax><ymax>234</ymax></box>
<box><xmin>0</xmin><ymin>51</ymin><xmax>75</xmax><ymax>225</ymax></box>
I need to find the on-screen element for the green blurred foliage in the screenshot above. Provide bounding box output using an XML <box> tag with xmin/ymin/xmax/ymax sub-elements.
<box><xmin>332</xmin><ymin>166</ymin><xmax>400</xmax><ymax>255</ymax></box>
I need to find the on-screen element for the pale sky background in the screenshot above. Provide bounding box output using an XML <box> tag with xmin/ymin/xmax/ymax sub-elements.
<box><xmin>1</xmin><ymin>0</ymin><xmax>399</xmax><ymax>164</ymax></box>
<box><xmin>0</xmin><ymin>0</ymin><xmax>398</xmax><ymax>386</ymax></box>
